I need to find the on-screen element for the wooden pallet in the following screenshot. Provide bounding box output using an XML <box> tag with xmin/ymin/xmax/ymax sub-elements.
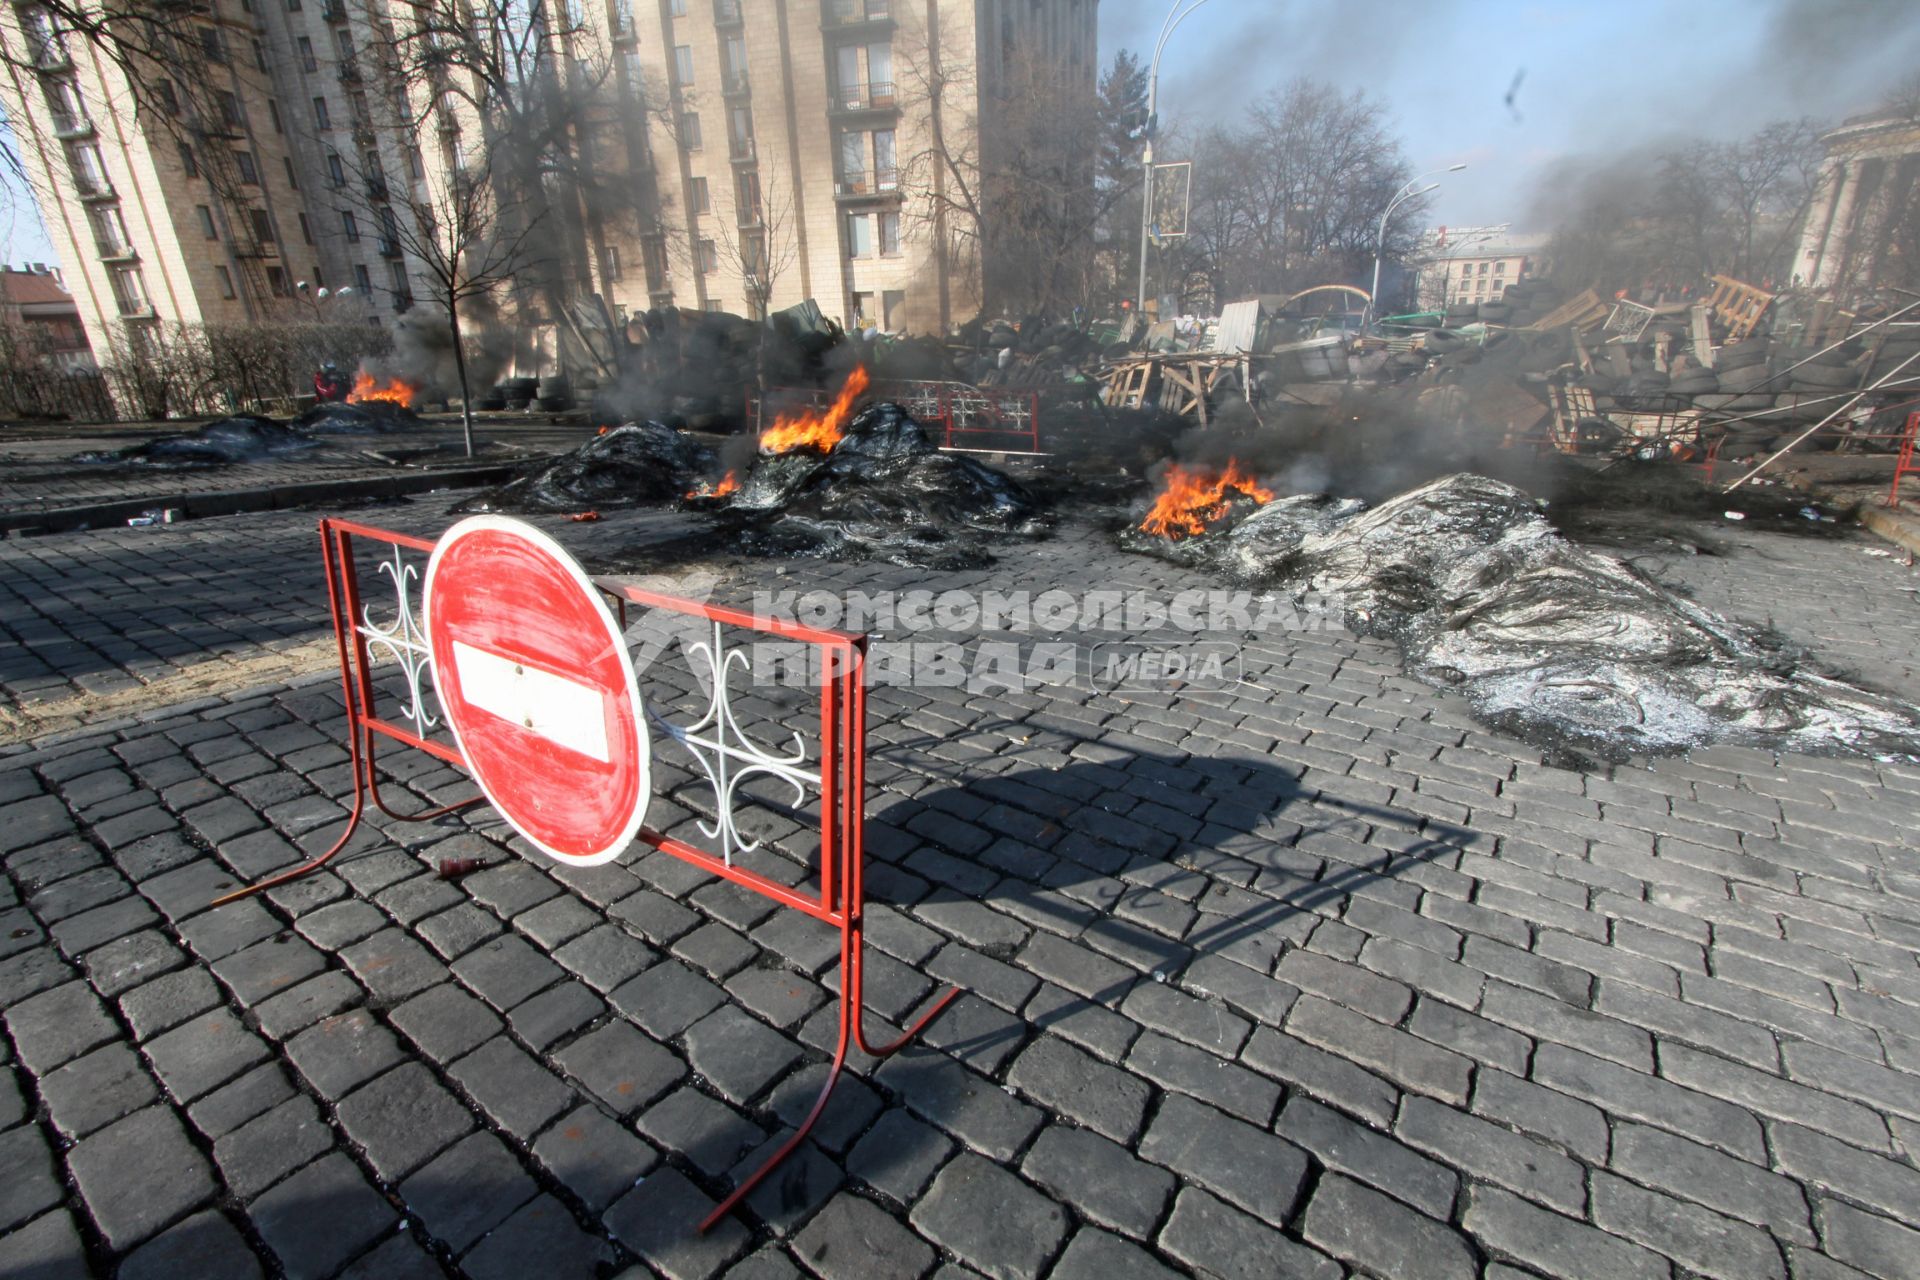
<box><xmin>1706</xmin><ymin>274</ymin><xmax>1775</xmax><ymax>342</ymax></box>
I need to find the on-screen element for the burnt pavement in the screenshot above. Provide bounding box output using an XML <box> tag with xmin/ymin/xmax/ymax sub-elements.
<box><xmin>3</xmin><ymin>497</ymin><xmax>1920</xmax><ymax>1280</ymax></box>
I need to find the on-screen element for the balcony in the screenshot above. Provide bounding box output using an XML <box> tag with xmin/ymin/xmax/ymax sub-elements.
<box><xmin>714</xmin><ymin>0</ymin><xmax>743</xmax><ymax>27</ymax></box>
<box><xmin>834</xmin><ymin>167</ymin><xmax>898</xmax><ymax>198</ymax></box>
<box><xmin>75</xmin><ymin>179</ymin><xmax>117</xmax><ymax>203</ymax></box>
<box><xmin>116</xmin><ymin>302</ymin><xmax>158</xmax><ymax>320</ymax></box>
<box><xmin>376</xmin><ymin>236</ymin><xmax>401</xmax><ymax>258</ymax></box>
<box><xmin>729</xmin><ymin>135</ymin><xmax>756</xmax><ymax>163</ymax></box>
<box><xmin>829</xmin><ymin>80</ymin><xmax>896</xmax><ymax>113</ymax></box>
<box><xmin>337</xmin><ymin>60</ymin><xmax>361</xmax><ymax>84</ymax></box>
<box><xmin>95</xmin><ymin>240</ymin><xmax>137</xmax><ymax>263</ymax></box>
<box><xmin>609</xmin><ymin>16</ymin><xmax>637</xmax><ymax>45</ymax></box>
<box><xmin>30</xmin><ymin>41</ymin><xmax>71</xmax><ymax>72</ymax></box>
<box><xmin>723</xmin><ymin>69</ymin><xmax>750</xmax><ymax>97</ymax></box>
<box><xmin>823</xmin><ymin>0</ymin><xmax>891</xmax><ymax>29</ymax></box>
<box><xmin>236</xmin><ymin>241</ymin><xmax>281</xmax><ymax>259</ymax></box>
<box><xmin>51</xmin><ymin>113</ymin><xmax>94</xmax><ymax>140</ymax></box>
<box><xmin>351</xmin><ymin>116</ymin><xmax>376</xmax><ymax>144</ymax></box>
<box><xmin>322</xmin><ymin>1</ymin><xmax>348</xmax><ymax>21</ymax></box>
<box><xmin>365</xmin><ymin>175</ymin><xmax>389</xmax><ymax>200</ymax></box>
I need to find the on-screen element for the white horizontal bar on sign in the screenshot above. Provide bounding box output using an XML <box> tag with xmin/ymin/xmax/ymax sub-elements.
<box><xmin>451</xmin><ymin>640</ymin><xmax>612</xmax><ymax>764</ymax></box>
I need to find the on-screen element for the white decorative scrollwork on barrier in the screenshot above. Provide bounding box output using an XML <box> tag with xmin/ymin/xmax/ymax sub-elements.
<box><xmin>358</xmin><ymin>545</ymin><xmax>439</xmax><ymax>731</ymax></box>
<box><xmin>653</xmin><ymin>620</ymin><xmax>815</xmax><ymax>866</ymax></box>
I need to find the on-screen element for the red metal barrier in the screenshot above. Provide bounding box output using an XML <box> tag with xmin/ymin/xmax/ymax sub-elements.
<box><xmin>219</xmin><ymin>517</ymin><xmax>959</xmax><ymax>1231</ymax></box>
<box><xmin>1889</xmin><ymin>412</ymin><xmax>1920</xmax><ymax>507</ymax></box>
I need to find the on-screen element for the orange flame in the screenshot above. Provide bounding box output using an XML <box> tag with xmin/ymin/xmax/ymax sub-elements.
<box><xmin>1139</xmin><ymin>460</ymin><xmax>1275</xmax><ymax>540</ymax></box>
<box><xmin>349</xmin><ymin>370</ymin><xmax>419</xmax><ymax>407</ymax></box>
<box><xmin>685</xmin><ymin>470</ymin><xmax>740</xmax><ymax>500</ymax></box>
<box><xmin>759</xmin><ymin>366</ymin><xmax>871</xmax><ymax>454</ymax></box>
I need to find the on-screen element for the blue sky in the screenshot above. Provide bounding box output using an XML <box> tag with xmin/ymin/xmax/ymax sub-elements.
<box><xmin>6</xmin><ymin>1</ymin><xmax>1917</xmax><ymax>267</ymax></box>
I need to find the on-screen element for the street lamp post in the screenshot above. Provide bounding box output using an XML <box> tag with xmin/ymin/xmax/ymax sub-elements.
<box><xmin>1368</xmin><ymin>163</ymin><xmax>1465</xmax><ymax>324</ymax></box>
<box><xmin>1136</xmin><ymin>0</ymin><xmax>1212</xmax><ymax>318</ymax></box>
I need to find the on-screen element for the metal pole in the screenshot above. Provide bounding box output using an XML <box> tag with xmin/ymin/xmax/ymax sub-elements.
<box><xmin>1723</xmin><ymin>348</ymin><xmax>1920</xmax><ymax>492</ymax></box>
<box><xmin>1367</xmin><ymin>164</ymin><xmax>1463</xmax><ymax>325</ymax></box>
<box><xmin>1136</xmin><ymin>0</ymin><xmax>1212</xmax><ymax>318</ymax></box>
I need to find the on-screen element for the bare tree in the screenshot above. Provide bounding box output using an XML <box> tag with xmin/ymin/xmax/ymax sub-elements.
<box><xmin>710</xmin><ymin>160</ymin><xmax>798</xmax><ymax>324</ymax></box>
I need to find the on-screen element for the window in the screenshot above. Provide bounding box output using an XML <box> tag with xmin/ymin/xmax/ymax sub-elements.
<box><xmin>839</xmin><ymin>131</ymin><xmax>864</xmax><ymax>185</ymax></box>
<box><xmin>235</xmin><ymin>151</ymin><xmax>259</xmax><ymax>184</ymax></box>
<box><xmin>689</xmin><ymin>176</ymin><xmax>709</xmax><ymax>213</ymax></box>
<box><xmin>724</xmin><ymin>36</ymin><xmax>746</xmax><ymax>81</ymax></box>
<box><xmin>154</xmin><ymin>80</ymin><xmax>178</xmax><ymax>116</ymax></box>
<box><xmin>110</xmin><ymin>266</ymin><xmax>148</xmax><ymax>315</ymax></box>
<box><xmin>736</xmin><ymin>169</ymin><xmax>760</xmax><ymax>220</ymax></box>
<box><xmin>607</xmin><ymin>245</ymin><xmax>623</xmax><ymax>281</ymax></box>
<box><xmin>673</xmin><ymin>44</ymin><xmax>693</xmax><ymax>85</ymax></box>
<box><xmin>846</xmin><ymin>211</ymin><xmax>871</xmax><ymax>257</ymax></box>
<box><xmin>288</xmin><ymin>0</ymin><xmax>302</xmax><ymax>9</ymax></box>
<box><xmin>680</xmin><ymin>112</ymin><xmax>701</xmax><ymax>149</ymax></box>
<box><xmin>882</xmin><ymin>288</ymin><xmax>905</xmax><ymax>329</ymax></box>
<box><xmin>215</xmin><ymin>265</ymin><xmax>236</xmax><ymax>298</ymax></box>
<box><xmin>268</xmin><ymin>99</ymin><xmax>282</xmax><ymax>132</ymax></box>
<box><xmin>299</xmin><ymin>212</ymin><xmax>313</xmax><ymax>243</ymax></box>
<box><xmin>342</xmin><ymin>211</ymin><xmax>360</xmax><ymax>241</ymax></box>
<box><xmin>1479</xmin><ymin>262</ymin><xmax>1489</xmax><ymax>275</ymax></box>
<box><xmin>91</xmin><ymin>206</ymin><xmax>129</xmax><ymax>254</ymax></box>
<box><xmin>297</xmin><ymin>37</ymin><xmax>317</xmax><ymax>72</ymax></box>
<box><xmin>836</xmin><ymin>45</ymin><xmax>859</xmax><ymax>101</ymax></box>
<box><xmin>327</xmin><ymin>153</ymin><xmax>346</xmax><ymax>186</ymax></box>
<box><xmin>219</xmin><ymin>91</ymin><xmax>242</xmax><ymax>129</ymax></box>
<box><xmin>874</xmin><ymin>128</ymin><xmax>895</xmax><ymax>185</ymax></box>
<box><xmin>697</xmin><ymin>238</ymin><xmax>717</xmax><ymax>273</ymax></box>
<box><xmin>353</xmin><ymin>264</ymin><xmax>373</xmax><ymax>293</ymax></box>
<box><xmin>196</xmin><ymin>204</ymin><xmax>217</xmax><ymax>239</ymax></box>
<box><xmin>254</xmin><ymin>39</ymin><xmax>268</xmax><ymax>72</ymax></box>
<box><xmin>314</xmin><ymin>96</ymin><xmax>331</xmax><ymax>128</ymax></box>
<box><xmin>704</xmin><ymin>298</ymin><xmax>724</xmax><ymax>312</ymax></box>
<box><xmin>335</xmin><ymin>30</ymin><xmax>354</xmax><ymax>58</ymax></box>
<box><xmin>867</xmin><ymin>41</ymin><xmax>892</xmax><ymax>96</ymax></box>
<box><xmin>670</xmin><ymin>0</ymin><xmax>686</xmax><ymax>14</ymax></box>
<box><xmin>408</xmin><ymin>146</ymin><xmax>426</xmax><ymax>179</ymax></box>
<box><xmin>283</xmin><ymin>156</ymin><xmax>299</xmax><ymax>189</ymax></box>
<box><xmin>201</xmin><ymin>26</ymin><xmax>226</xmax><ymax>63</ymax></box>
<box><xmin>251</xmin><ymin>208</ymin><xmax>276</xmax><ymax>243</ymax></box>
<box><xmin>267</xmin><ymin>265</ymin><xmax>290</xmax><ymax>296</ymax></box>
<box><xmin>879</xmin><ymin>209</ymin><xmax>899</xmax><ymax>256</ymax></box>
<box><xmin>179</xmin><ymin>142</ymin><xmax>198</xmax><ymax>178</ymax></box>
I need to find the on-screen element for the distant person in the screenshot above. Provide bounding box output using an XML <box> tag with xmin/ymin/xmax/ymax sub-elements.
<box><xmin>314</xmin><ymin>362</ymin><xmax>349</xmax><ymax>403</ymax></box>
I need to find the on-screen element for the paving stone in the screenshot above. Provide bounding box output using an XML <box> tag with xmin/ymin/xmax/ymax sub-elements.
<box><xmin>253</xmin><ymin>970</ymin><xmax>363</xmax><ymax>1040</ymax></box>
<box><xmin>1156</xmin><ymin>1187</ymin><xmax>1341</xmax><ymax>1280</ymax></box>
<box><xmin>554</xmin><ymin>1020</ymin><xmax>685</xmax><ymax>1116</ymax></box>
<box><xmin>1532</xmin><ymin>1043</ymin><xmax>1766</xmax><ymax>1161</ymax></box>
<box><xmin>1396</xmin><ymin>1094</ymin><xmax>1587</xmax><ymax>1215</ymax></box>
<box><xmin>507</xmin><ymin>979</ymin><xmax>605</xmax><ymax>1050</ymax></box>
<box><xmin>1463</xmin><ymin>1185</ymin><xmax>1666</xmax><ymax>1280</ymax></box>
<box><xmin>118</xmin><ymin>1209</ymin><xmax>264</xmax><ymax>1280</ymax></box>
<box><xmin>1022</xmin><ymin>1123</ymin><xmax>1176</xmax><ymax>1240</ymax></box>
<box><xmin>1470</xmin><ymin>1068</ymin><xmax>1610</xmax><ymax>1164</ymax></box>
<box><xmin>211</xmin><ymin>934</ymin><xmax>327</xmax><ymax>1006</ymax></box>
<box><xmin>65</xmin><ymin>1105</ymin><xmax>215</xmax><ymax>1251</ymax></box>
<box><xmin>1657</xmin><ymin>1042</ymin><xmax>1888</xmax><ymax>1154</ymax></box>
<box><xmin>1591</xmin><ymin>1170</ymin><xmax>1786</xmax><ymax>1280</ymax></box>
<box><xmin>847</xmin><ymin>1106</ymin><xmax>957</xmax><ymax>1204</ymax></box>
<box><xmin>767</xmin><ymin>1063</ymin><xmax>885</xmax><ymax>1156</ymax></box>
<box><xmin>910</xmin><ymin>1152</ymin><xmax>1068</xmax><ymax>1280</ymax></box>
<box><xmin>611</xmin><ymin>958</ymin><xmax>727</xmax><ymax>1038</ymax></box>
<box><xmin>6</xmin><ymin>980</ymin><xmax>117</xmax><ymax>1072</ymax></box>
<box><xmin>1277</xmin><ymin>947</ymin><xmax>1412</xmax><ymax>1023</ymax></box>
<box><xmin>638</xmin><ymin>1086</ymin><xmax>770</xmax><ymax>1179</ymax></box>
<box><xmin>398</xmin><ymin>1131</ymin><xmax>539</xmax><ymax>1254</ymax></box>
<box><xmin>684</xmin><ymin>1006</ymin><xmax>805</xmax><ymax>1104</ymax></box>
<box><xmin>143</xmin><ymin>1007</ymin><xmax>272</xmax><ymax>1102</ymax></box>
<box><xmin>1613</xmin><ymin>1121</ymin><xmax>1812</xmax><ymax>1244</ymax></box>
<box><xmin>50</xmin><ymin>893</ymin><xmax>161</xmax><ymax>956</ymax></box>
<box><xmin>553</xmin><ymin>924</ymin><xmax>656</xmax><ymax>992</ymax></box>
<box><xmin>605</xmin><ymin>1166</ymin><xmax>750</xmax><ymax>1280</ymax></box>
<box><xmin>80</xmin><ymin>928</ymin><xmax>185</xmax><ymax>998</ymax></box>
<box><xmin>874</xmin><ymin>1049</ymin><xmax>1042</xmax><ymax>1163</ymax></box>
<box><xmin>1024</xmin><ymin>981</ymin><xmax>1139</xmax><ymax>1062</ymax></box>
<box><xmin>1018</xmin><ymin>929</ymin><xmax>1136</xmax><ymax>1003</ymax></box>
<box><xmin>730</xmin><ymin>1135</ymin><xmax>845</xmax><ymax>1236</ymax></box>
<box><xmin>464</xmin><ymin>1193</ymin><xmax>615</xmax><ymax>1280</ymax></box>
<box><xmin>1243</xmin><ymin>1025</ymin><xmax>1399</xmax><ymax>1129</ymax></box>
<box><xmin>176</xmin><ymin>898</ymin><xmax>279</xmax><ymax>962</ymax></box>
<box><xmin>532</xmin><ymin>1103</ymin><xmax>659</xmax><ymax>1213</ymax></box>
<box><xmin>1770</xmin><ymin>1121</ymin><xmax>1920</xmax><ymax>1226</ymax></box>
<box><xmin>0</xmin><ymin>1209</ymin><xmax>90</xmax><ymax>1280</ymax></box>
<box><xmin>1276</xmin><ymin>1095</ymin><xmax>1458</xmax><ymax>1221</ymax></box>
<box><xmin>187</xmin><ymin>1063</ymin><xmax>297</xmax><ymax>1140</ymax></box>
<box><xmin>1481</xmin><ymin>980</ymin><xmax>1653</xmax><ymax>1070</ymax></box>
<box><xmin>792</xmin><ymin>1190</ymin><xmax>935</xmax><ymax>1280</ymax></box>
<box><xmin>0</xmin><ymin>1123</ymin><xmax>63</xmax><ymax>1232</ymax></box>
<box><xmin>1818</xmin><ymin>1197</ymin><xmax>1920</xmax><ymax>1280</ymax></box>
<box><xmin>389</xmin><ymin>981</ymin><xmax>503</xmax><ymax>1061</ymax></box>
<box><xmin>41</xmin><ymin>1042</ymin><xmax>158</xmax><ymax>1139</ymax></box>
<box><xmin>291</xmin><ymin>900</ymin><xmax>387</xmax><ymax>951</ymax></box>
<box><xmin>447</xmin><ymin>1036</ymin><xmax>575</xmax><ymax>1140</ymax></box>
<box><xmin>284</xmin><ymin>1009</ymin><xmax>405</xmax><ymax>1100</ymax></box>
<box><xmin>340</xmin><ymin>928</ymin><xmax>449</xmax><ymax>1003</ymax></box>
<box><xmin>336</xmin><ymin>1061</ymin><xmax>475</xmax><ymax>1181</ymax></box>
<box><xmin>1287</xmin><ymin>994</ymin><xmax>1473</xmax><ymax>1104</ymax></box>
<box><xmin>1139</xmin><ymin>1093</ymin><xmax>1309</xmax><ymax>1224</ymax></box>
<box><xmin>249</xmin><ymin>1154</ymin><xmax>397</xmax><ymax>1280</ymax></box>
<box><xmin>1126</xmin><ymin>1029</ymin><xmax>1282</xmax><ymax>1125</ymax></box>
<box><xmin>213</xmin><ymin>1095</ymin><xmax>334</xmax><ymax>1200</ymax></box>
<box><xmin>1302</xmin><ymin>1173</ymin><xmax>1476</xmax><ymax>1280</ymax></box>
<box><xmin>1407</xmin><ymin>998</ymin><xmax>1531</xmax><ymax>1075</ymax></box>
<box><xmin>417</xmin><ymin>902</ymin><xmax>505</xmax><ymax>960</ymax></box>
<box><xmin>1005</xmin><ymin>1032</ymin><xmax>1151</xmax><ymax>1143</ymax></box>
<box><xmin>1047</xmin><ymin>1227</ymin><xmax>1183</xmax><ymax>1280</ymax></box>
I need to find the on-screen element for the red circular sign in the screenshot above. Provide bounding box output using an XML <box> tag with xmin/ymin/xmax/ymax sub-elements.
<box><xmin>424</xmin><ymin>516</ymin><xmax>649</xmax><ymax>865</ymax></box>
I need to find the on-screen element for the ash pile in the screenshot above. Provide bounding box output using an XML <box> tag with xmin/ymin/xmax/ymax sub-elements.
<box><xmin>455</xmin><ymin>421</ymin><xmax>717</xmax><ymax>514</ymax></box>
<box><xmin>1125</xmin><ymin>469</ymin><xmax>1920</xmax><ymax>762</ymax></box>
<box><xmin>75</xmin><ymin>416</ymin><xmax>322</xmax><ymax>468</ymax></box>
<box><xmin>706</xmin><ymin>397</ymin><xmax>1046</xmax><ymax>570</ymax></box>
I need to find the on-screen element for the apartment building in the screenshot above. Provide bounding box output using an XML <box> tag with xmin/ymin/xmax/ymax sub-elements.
<box><xmin>0</xmin><ymin>0</ymin><xmax>421</xmax><ymax>361</ymax></box>
<box><xmin>1415</xmin><ymin>233</ymin><xmax>1549</xmax><ymax>312</ymax></box>
<box><xmin>0</xmin><ymin>0</ymin><xmax>1094</xmax><ymax>363</ymax></box>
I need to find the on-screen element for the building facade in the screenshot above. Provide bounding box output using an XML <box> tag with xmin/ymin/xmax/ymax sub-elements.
<box><xmin>1793</xmin><ymin>111</ymin><xmax>1920</xmax><ymax>299</ymax></box>
<box><xmin>1422</xmin><ymin>236</ymin><xmax>1545</xmax><ymax>312</ymax></box>
<box><xmin>0</xmin><ymin>0</ymin><xmax>1096</xmax><ymax>370</ymax></box>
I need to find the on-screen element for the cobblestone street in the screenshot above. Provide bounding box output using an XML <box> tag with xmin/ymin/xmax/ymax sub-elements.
<box><xmin>3</xmin><ymin>494</ymin><xmax>1919</xmax><ymax>1280</ymax></box>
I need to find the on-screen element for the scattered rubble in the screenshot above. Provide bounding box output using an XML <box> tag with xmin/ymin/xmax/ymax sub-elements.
<box><xmin>454</xmin><ymin>421</ymin><xmax>717</xmax><ymax>514</ymax></box>
<box><xmin>75</xmin><ymin>416</ymin><xmax>322</xmax><ymax>467</ymax></box>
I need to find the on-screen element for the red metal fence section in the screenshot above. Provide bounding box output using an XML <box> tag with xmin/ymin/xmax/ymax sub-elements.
<box><xmin>217</xmin><ymin>518</ymin><xmax>958</xmax><ymax>1231</ymax></box>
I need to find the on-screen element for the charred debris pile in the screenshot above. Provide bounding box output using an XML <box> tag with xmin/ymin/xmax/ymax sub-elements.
<box><xmin>1122</xmin><ymin>469</ymin><xmax>1920</xmax><ymax>762</ymax></box>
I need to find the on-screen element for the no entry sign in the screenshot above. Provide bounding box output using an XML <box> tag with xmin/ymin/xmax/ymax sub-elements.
<box><xmin>423</xmin><ymin>515</ymin><xmax>649</xmax><ymax>865</ymax></box>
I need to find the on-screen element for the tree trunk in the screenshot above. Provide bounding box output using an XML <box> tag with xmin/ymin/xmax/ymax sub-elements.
<box><xmin>449</xmin><ymin>299</ymin><xmax>475</xmax><ymax>458</ymax></box>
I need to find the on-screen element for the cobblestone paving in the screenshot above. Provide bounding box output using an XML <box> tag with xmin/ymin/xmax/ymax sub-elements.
<box><xmin>2</xmin><ymin>503</ymin><xmax>1919</xmax><ymax>1280</ymax></box>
